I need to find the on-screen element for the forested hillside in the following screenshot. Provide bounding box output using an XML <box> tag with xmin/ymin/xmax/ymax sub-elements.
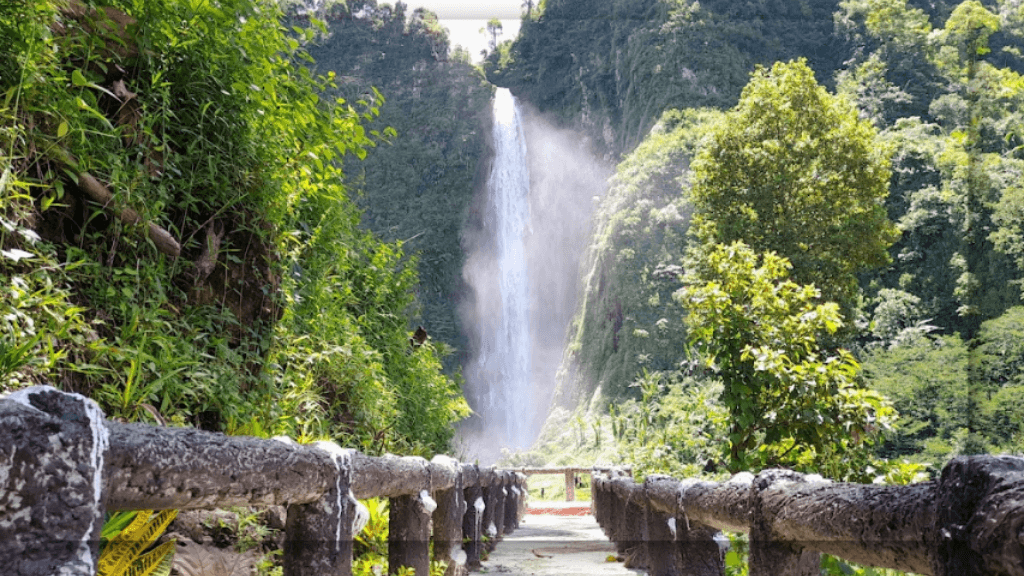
<box><xmin>518</xmin><ymin>0</ymin><xmax>1024</xmax><ymax>487</ymax></box>
<box><xmin>297</xmin><ymin>1</ymin><xmax>495</xmax><ymax>361</ymax></box>
<box><xmin>0</xmin><ymin>0</ymin><xmax>468</xmax><ymax>456</ymax></box>
<box><xmin>487</xmin><ymin>0</ymin><xmax>852</xmax><ymax>156</ymax></box>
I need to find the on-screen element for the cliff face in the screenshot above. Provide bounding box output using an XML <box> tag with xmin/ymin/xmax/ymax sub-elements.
<box><xmin>305</xmin><ymin>3</ymin><xmax>495</xmax><ymax>361</ymax></box>
<box><xmin>488</xmin><ymin>0</ymin><xmax>848</xmax><ymax>160</ymax></box>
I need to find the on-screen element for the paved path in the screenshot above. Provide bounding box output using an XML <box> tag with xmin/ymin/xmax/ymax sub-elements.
<box><xmin>476</xmin><ymin>512</ymin><xmax>645</xmax><ymax>576</ymax></box>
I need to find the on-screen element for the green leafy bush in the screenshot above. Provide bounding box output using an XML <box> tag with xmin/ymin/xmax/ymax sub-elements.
<box><xmin>1</xmin><ymin>0</ymin><xmax>466</xmax><ymax>455</ymax></box>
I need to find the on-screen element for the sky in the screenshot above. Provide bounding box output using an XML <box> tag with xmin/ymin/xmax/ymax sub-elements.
<box><xmin>404</xmin><ymin>0</ymin><xmax>524</xmax><ymax>61</ymax></box>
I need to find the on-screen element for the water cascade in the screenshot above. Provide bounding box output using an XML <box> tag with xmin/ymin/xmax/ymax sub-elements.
<box><xmin>469</xmin><ymin>88</ymin><xmax>533</xmax><ymax>450</ymax></box>
<box><xmin>460</xmin><ymin>87</ymin><xmax>610</xmax><ymax>463</ymax></box>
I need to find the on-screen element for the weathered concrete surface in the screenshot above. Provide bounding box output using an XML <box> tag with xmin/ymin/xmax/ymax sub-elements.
<box><xmin>104</xmin><ymin>422</ymin><xmax>334</xmax><ymax>510</ymax></box>
<box><xmin>283</xmin><ymin>444</ymin><xmax>358</xmax><ymax>576</ymax></box>
<box><xmin>933</xmin><ymin>455</ymin><xmax>1024</xmax><ymax>576</ymax></box>
<box><xmin>479</xmin><ymin>513</ymin><xmax>646</xmax><ymax>576</ymax></box>
<box><xmin>0</xmin><ymin>386</ymin><xmax>108</xmax><ymax>576</ymax></box>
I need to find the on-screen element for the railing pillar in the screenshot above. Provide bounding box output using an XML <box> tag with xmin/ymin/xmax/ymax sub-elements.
<box><xmin>609</xmin><ymin>477</ymin><xmax>630</xmax><ymax>554</ymax></box>
<box><xmin>932</xmin><ymin>455</ymin><xmax>1024</xmax><ymax>576</ymax></box>
<box><xmin>607</xmin><ymin>475</ymin><xmax>648</xmax><ymax>566</ymax></box>
<box><xmin>0</xmin><ymin>387</ymin><xmax>108</xmax><ymax>576</ymax></box>
<box><xmin>284</xmin><ymin>444</ymin><xmax>357</xmax><ymax>576</ymax></box>
<box><xmin>565</xmin><ymin>469</ymin><xmax>576</xmax><ymax>501</ymax></box>
<box><xmin>490</xmin><ymin>472</ymin><xmax>508</xmax><ymax>541</ymax></box>
<box><xmin>675</xmin><ymin>518</ymin><xmax>724</xmax><ymax>576</ymax></box>
<box><xmin>431</xmin><ymin>456</ymin><xmax>465</xmax><ymax>576</ymax></box>
<box><xmin>460</xmin><ymin>464</ymin><xmax>484</xmax><ymax>570</ymax></box>
<box><xmin>480</xmin><ymin>468</ymin><xmax>499</xmax><ymax>549</ymax></box>
<box><xmin>389</xmin><ymin>491</ymin><xmax>433</xmax><ymax>576</ymax></box>
<box><xmin>503</xmin><ymin>475</ymin><xmax>519</xmax><ymax>534</ymax></box>
<box><xmin>518</xmin><ymin>473</ymin><xmax>529</xmax><ymax>521</ymax></box>
<box><xmin>626</xmin><ymin>488</ymin><xmax>651</xmax><ymax>569</ymax></box>
<box><xmin>644</xmin><ymin>476</ymin><xmax>680</xmax><ymax>576</ymax></box>
<box><xmin>749</xmin><ymin>470</ymin><xmax>819</xmax><ymax>576</ymax></box>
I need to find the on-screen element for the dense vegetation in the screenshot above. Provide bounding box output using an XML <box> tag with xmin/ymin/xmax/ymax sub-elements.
<box><xmin>517</xmin><ymin>0</ymin><xmax>1024</xmax><ymax>489</ymax></box>
<box><xmin>297</xmin><ymin>1</ymin><xmax>494</xmax><ymax>363</ymax></box>
<box><xmin>0</xmin><ymin>0</ymin><xmax>469</xmax><ymax>456</ymax></box>
<box><xmin>487</xmin><ymin>0</ymin><xmax>852</xmax><ymax>156</ymax></box>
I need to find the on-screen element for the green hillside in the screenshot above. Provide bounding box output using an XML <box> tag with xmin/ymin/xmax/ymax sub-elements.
<box><xmin>0</xmin><ymin>0</ymin><xmax>468</xmax><ymax>456</ymax></box>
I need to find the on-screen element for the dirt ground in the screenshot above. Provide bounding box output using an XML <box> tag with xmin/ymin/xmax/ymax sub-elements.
<box><xmin>476</xmin><ymin>513</ymin><xmax>646</xmax><ymax>576</ymax></box>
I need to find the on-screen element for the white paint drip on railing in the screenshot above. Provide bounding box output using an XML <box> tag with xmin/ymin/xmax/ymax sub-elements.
<box><xmin>314</xmin><ymin>441</ymin><xmax>353</xmax><ymax>551</ymax></box>
<box><xmin>450</xmin><ymin>545</ymin><xmax>468</xmax><ymax>566</ymax></box>
<box><xmin>271</xmin><ymin>435</ymin><xmax>295</xmax><ymax>446</ymax></box>
<box><xmin>474</xmin><ymin>496</ymin><xmax>486</xmax><ymax>538</ymax></box>
<box><xmin>419</xmin><ymin>490</ymin><xmax>438</xmax><ymax>514</ymax></box>
<box><xmin>351</xmin><ymin>491</ymin><xmax>369</xmax><ymax>535</ymax></box>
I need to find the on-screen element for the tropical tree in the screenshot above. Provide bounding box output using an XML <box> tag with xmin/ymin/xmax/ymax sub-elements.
<box><xmin>689</xmin><ymin>59</ymin><xmax>898</xmax><ymax>319</ymax></box>
<box><xmin>679</xmin><ymin>242</ymin><xmax>892</xmax><ymax>477</ymax></box>
<box><xmin>483</xmin><ymin>18</ymin><xmax>503</xmax><ymax>52</ymax></box>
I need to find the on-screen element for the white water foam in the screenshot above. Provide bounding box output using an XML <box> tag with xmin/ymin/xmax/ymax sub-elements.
<box><xmin>467</xmin><ymin>88</ymin><xmax>534</xmax><ymax>450</ymax></box>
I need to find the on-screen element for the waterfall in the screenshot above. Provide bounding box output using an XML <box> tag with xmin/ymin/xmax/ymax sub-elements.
<box><xmin>469</xmin><ymin>88</ymin><xmax>533</xmax><ymax>450</ymax></box>
<box><xmin>459</xmin><ymin>88</ymin><xmax>609</xmax><ymax>462</ymax></box>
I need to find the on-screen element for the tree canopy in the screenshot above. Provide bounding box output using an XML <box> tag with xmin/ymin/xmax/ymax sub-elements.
<box><xmin>690</xmin><ymin>59</ymin><xmax>899</xmax><ymax>318</ymax></box>
<box><xmin>680</xmin><ymin>242</ymin><xmax>891</xmax><ymax>476</ymax></box>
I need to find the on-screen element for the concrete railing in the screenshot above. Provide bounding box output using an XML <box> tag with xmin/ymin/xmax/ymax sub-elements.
<box><xmin>0</xmin><ymin>386</ymin><xmax>526</xmax><ymax>576</ymax></box>
<box><xmin>513</xmin><ymin>466</ymin><xmax>631</xmax><ymax>501</ymax></box>
<box><xmin>592</xmin><ymin>458</ymin><xmax>1024</xmax><ymax>576</ymax></box>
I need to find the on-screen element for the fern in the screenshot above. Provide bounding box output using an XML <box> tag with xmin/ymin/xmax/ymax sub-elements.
<box><xmin>98</xmin><ymin>510</ymin><xmax>178</xmax><ymax>576</ymax></box>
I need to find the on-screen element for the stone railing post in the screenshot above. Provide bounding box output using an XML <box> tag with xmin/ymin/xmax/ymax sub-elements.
<box><xmin>644</xmin><ymin>476</ymin><xmax>680</xmax><ymax>576</ymax></box>
<box><xmin>932</xmin><ymin>455</ymin><xmax>1024</xmax><ymax>576</ymax></box>
<box><xmin>748</xmin><ymin>470</ymin><xmax>819</xmax><ymax>576</ymax></box>
<box><xmin>607</xmin><ymin>474</ymin><xmax>648</xmax><ymax>567</ymax></box>
<box><xmin>284</xmin><ymin>443</ymin><xmax>358</xmax><ymax>576</ymax></box>
<box><xmin>430</xmin><ymin>456</ymin><xmax>465</xmax><ymax>576</ymax></box>
<box><xmin>609</xmin><ymin>475</ymin><xmax>630</xmax><ymax>555</ymax></box>
<box><xmin>491</xmin><ymin>472</ymin><xmax>508</xmax><ymax>541</ymax></box>
<box><xmin>480</xmin><ymin>468</ymin><xmax>499</xmax><ymax>549</ymax></box>
<box><xmin>388</xmin><ymin>459</ymin><xmax>433</xmax><ymax>576</ymax></box>
<box><xmin>504</xmin><ymin>473</ymin><xmax>520</xmax><ymax>534</ymax></box>
<box><xmin>518</xmin><ymin>473</ymin><xmax>528</xmax><ymax>521</ymax></box>
<box><xmin>626</xmin><ymin>485</ymin><xmax>651</xmax><ymax>569</ymax></box>
<box><xmin>675</xmin><ymin>515</ymin><xmax>724</xmax><ymax>576</ymax></box>
<box><xmin>592</xmin><ymin>473</ymin><xmax>606</xmax><ymax>531</ymax></box>
<box><xmin>565</xmin><ymin>469</ymin><xmax>576</xmax><ymax>501</ymax></box>
<box><xmin>460</xmin><ymin>464</ymin><xmax>484</xmax><ymax>570</ymax></box>
<box><xmin>645</xmin><ymin>476</ymin><xmax>724</xmax><ymax>576</ymax></box>
<box><xmin>0</xmin><ymin>386</ymin><xmax>109</xmax><ymax>576</ymax></box>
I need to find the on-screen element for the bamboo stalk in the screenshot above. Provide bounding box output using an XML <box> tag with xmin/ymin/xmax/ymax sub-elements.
<box><xmin>50</xmin><ymin>149</ymin><xmax>181</xmax><ymax>258</ymax></box>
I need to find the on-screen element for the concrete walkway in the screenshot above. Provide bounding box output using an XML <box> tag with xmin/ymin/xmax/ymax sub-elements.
<box><xmin>476</xmin><ymin>512</ymin><xmax>645</xmax><ymax>576</ymax></box>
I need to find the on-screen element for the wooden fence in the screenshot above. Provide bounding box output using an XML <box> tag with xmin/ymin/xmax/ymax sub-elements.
<box><xmin>0</xmin><ymin>386</ymin><xmax>526</xmax><ymax>576</ymax></box>
<box><xmin>592</xmin><ymin>458</ymin><xmax>1024</xmax><ymax>576</ymax></box>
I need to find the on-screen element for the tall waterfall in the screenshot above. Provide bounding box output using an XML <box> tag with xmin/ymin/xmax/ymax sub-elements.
<box><xmin>474</xmin><ymin>88</ymin><xmax>532</xmax><ymax>449</ymax></box>
<box><xmin>459</xmin><ymin>88</ymin><xmax>610</xmax><ymax>463</ymax></box>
